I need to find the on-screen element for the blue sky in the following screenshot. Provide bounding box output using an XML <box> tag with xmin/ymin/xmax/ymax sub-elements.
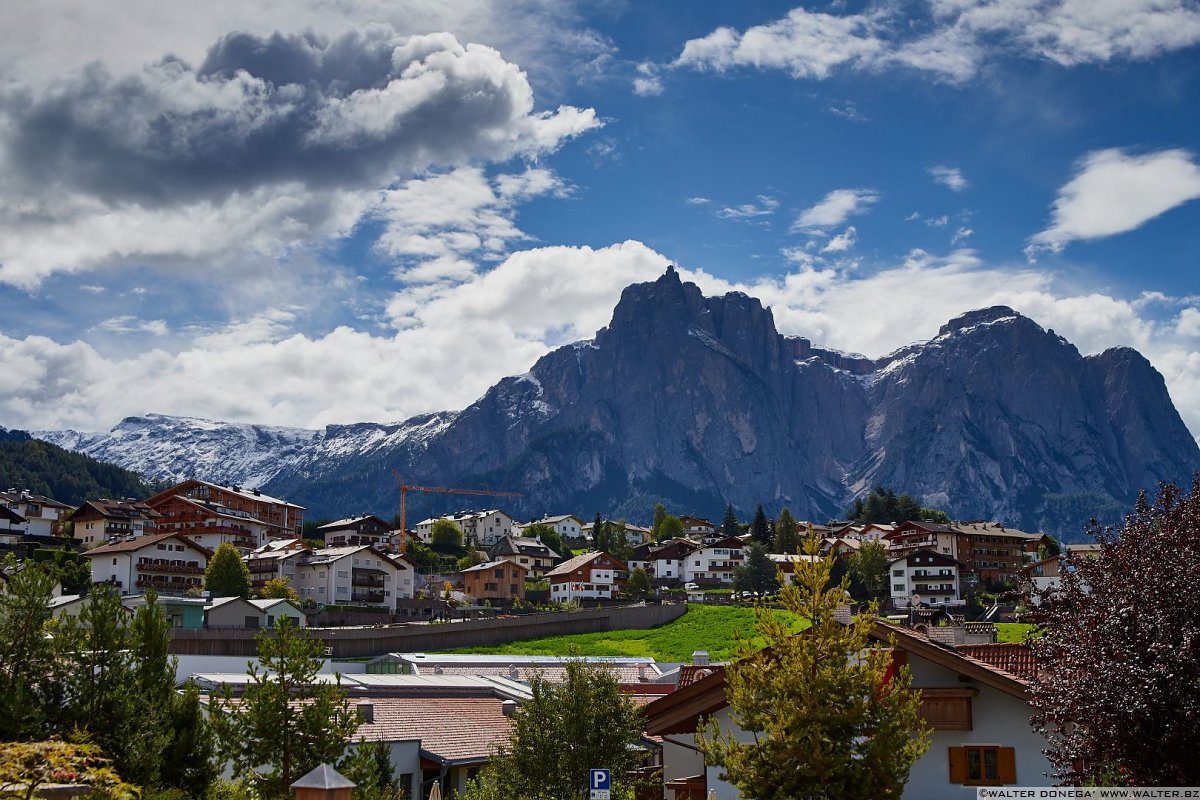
<box><xmin>1</xmin><ymin>1</ymin><xmax>1199</xmax><ymax>436</ymax></box>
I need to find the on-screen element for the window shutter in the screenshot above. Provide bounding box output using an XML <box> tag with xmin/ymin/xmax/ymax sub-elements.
<box><xmin>998</xmin><ymin>747</ymin><xmax>1016</xmax><ymax>784</ymax></box>
<box><xmin>948</xmin><ymin>747</ymin><xmax>967</xmax><ymax>784</ymax></box>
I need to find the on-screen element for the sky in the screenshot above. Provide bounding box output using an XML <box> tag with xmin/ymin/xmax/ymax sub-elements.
<box><xmin>1</xmin><ymin>0</ymin><xmax>1199</xmax><ymax>437</ymax></box>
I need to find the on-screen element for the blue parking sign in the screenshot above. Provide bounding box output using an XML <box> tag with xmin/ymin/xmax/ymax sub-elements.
<box><xmin>589</xmin><ymin>769</ymin><xmax>611</xmax><ymax>799</ymax></box>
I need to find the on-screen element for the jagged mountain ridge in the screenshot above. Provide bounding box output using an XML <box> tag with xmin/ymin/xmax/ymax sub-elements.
<box><xmin>35</xmin><ymin>269</ymin><xmax>1199</xmax><ymax>538</ymax></box>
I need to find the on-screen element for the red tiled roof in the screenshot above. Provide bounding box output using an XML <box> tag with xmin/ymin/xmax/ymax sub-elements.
<box><xmin>545</xmin><ymin>550</ymin><xmax>626</xmax><ymax>578</ymax></box>
<box><xmin>353</xmin><ymin>696</ymin><xmax>513</xmax><ymax>763</ymax></box>
<box><xmin>676</xmin><ymin>664</ymin><xmax>721</xmax><ymax>687</ymax></box>
<box><xmin>957</xmin><ymin>642</ymin><xmax>1039</xmax><ymax>680</ymax></box>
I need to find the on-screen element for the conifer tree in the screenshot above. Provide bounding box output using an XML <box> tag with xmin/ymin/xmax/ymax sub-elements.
<box><xmin>701</xmin><ymin>530</ymin><xmax>929</xmax><ymax>798</ymax></box>
<box><xmin>650</xmin><ymin>503</ymin><xmax>667</xmax><ymax>542</ymax></box>
<box><xmin>720</xmin><ymin>503</ymin><xmax>740</xmax><ymax>539</ymax></box>
<box><xmin>749</xmin><ymin>504</ymin><xmax>771</xmax><ymax>545</ymax></box>
<box><xmin>773</xmin><ymin>507</ymin><xmax>800</xmax><ymax>553</ymax></box>
<box><xmin>731</xmin><ymin>542</ymin><xmax>778</xmax><ymax>595</ymax></box>
<box><xmin>211</xmin><ymin>617</ymin><xmax>359</xmax><ymax>799</ymax></box>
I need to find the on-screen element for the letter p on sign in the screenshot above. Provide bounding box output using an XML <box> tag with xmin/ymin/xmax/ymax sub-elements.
<box><xmin>589</xmin><ymin>769</ymin><xmax>611</xmax><ymax>799</ymax></box>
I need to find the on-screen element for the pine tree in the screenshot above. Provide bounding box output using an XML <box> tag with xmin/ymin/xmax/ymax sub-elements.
<box><xmin>749</xmin><ymin>504</ymin><xmax>771</xmax><ymax>545</ymax></box>
<box><xmin>700</xmin><ymin>531</ymin><xmax>930</xmax><ymax>798</ymax></box>
<box><xmin>721</xmin><ymin>504</ymin><xmax>740</xmax><ymax>539</ymax></box>
<box><xmin>773</xmin><ymin>507</ymin><xmax>800</xmax><ymax>554</ymax></box>
<box><xmin>0</xmin><ymin>558</ymin><xmax>59</xmax><ymax>740</ymax></box>
<box><xmin>657</xmin><ymin>515</ymin><xmax>684</xmax><ymax>543</ymax></box>
<box><xmin>626</xmin><ymin>566</ymin><xmax>652</xmax><ymax>598</ymax></box>
<box><xmin>211</xmin><ymin>617</ymin><xmax>359</xmax><ymax>799</ymax></box>
<box><xmin>160</xmin><ymin>681</ymin><xmax>219</xmax><ymax>798</ymax></box>
<box><xmin>731</xmin><ymin>542</ymin><xmax>778</xmax><ymax>595</ymax></box>
<box><xmin>205</xmin><ymin>542</ymin><xmax>252</xmax><ymax>598</ymax></box>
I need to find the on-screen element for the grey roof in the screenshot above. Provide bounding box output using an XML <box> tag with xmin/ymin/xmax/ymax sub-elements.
<box><xmin>291</xmin><ymin>763</ymin><xmax>356</xmax><ymax>790</ymax></box>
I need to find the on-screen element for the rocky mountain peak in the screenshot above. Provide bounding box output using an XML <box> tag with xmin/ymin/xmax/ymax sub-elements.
<box><xmin>937</xmin><ymin>305</ymin><xmax>1025</xmax><ymax>336</ymax></box>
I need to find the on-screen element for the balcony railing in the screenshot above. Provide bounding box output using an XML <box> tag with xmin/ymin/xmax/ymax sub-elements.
<box><xmin>137</xmin><ymin>558</ymin><xmax>204</xmax><ymax>575</ymax></box>
<box><xmin>352</xmin><ymin>574</ymin><xmax>385</xmax><ymax>587</ymax></box>
<box><xmin>351</xmin><ymin>589</ymin><xmax>385</xmax><ymax>603</ymax></box>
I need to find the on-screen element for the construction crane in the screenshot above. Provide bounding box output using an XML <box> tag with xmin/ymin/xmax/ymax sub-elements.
<box><xmin>392</xmin><ymin>472</ymin><xmax>522</xmax><ymax>553</ymax></box>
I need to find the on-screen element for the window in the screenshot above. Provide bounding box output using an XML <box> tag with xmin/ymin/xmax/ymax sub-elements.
<box><xmin>948</xmin><ymin>746</ymin><xmax>1015</xmax><ymax>786</ymax></box>
<box><xmin>893</xmin><ymin>569</ymin><xmax>904</xmax><ymax>576</ymax></box>
<box><xmin>337</xmin><ymin>570</ymin><xmax>349</xmax><ymax>578</ymax></box>
<box><xmin>494</xmin><ymin>568</ymin><xmax>505</xmax><ymax>578</ymax></box>
<box><xmin>893</xmin><ymin>583</ymin><xmax>904</xmax><ymax>592</ymax></box>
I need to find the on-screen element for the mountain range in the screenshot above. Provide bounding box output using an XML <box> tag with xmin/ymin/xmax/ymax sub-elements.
<box><xmin>34</xmin><ymin>268</ymin><xmax>1199</xmax><ymax>540</ymax></box>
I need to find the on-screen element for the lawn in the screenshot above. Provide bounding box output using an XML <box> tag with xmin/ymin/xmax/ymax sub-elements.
<box><xmin>441</xmin><ymin>604</ymin><xmax>803</xmax><ymax>663</ymax></box>
<box><xmin>995</xmin><ymin>622</ymin><xmax>1039</xmax><ymax>643</ymax></box>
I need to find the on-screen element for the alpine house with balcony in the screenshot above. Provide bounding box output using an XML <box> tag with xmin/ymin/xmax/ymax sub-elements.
<box><xmin>85</xmin><ymin>531</ymin><xmax>213</xmax><ymax>596</ymax></box>
<box><xmin>294</xmin><ymin>545</ymin><xmax>411</xmax><ymax>609</ymax></box>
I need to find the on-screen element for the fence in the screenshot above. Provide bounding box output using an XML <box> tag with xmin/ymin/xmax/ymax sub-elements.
<box><xmin>169</xmin><ymin>602</ymin><xmax>687</xmax><ymax>658</ymax></box>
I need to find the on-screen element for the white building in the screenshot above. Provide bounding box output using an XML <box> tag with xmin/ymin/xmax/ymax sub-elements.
<box><xmin>546</xmin><ymin>551</ymin><xmax>626</xmax><ymax>601</ymax></box>
<box><xmin>85</xmin><ymin>531</ymin><xmax>212</xmax><ymax>596</ymax></box>
<box><xmin>644</xmin><ymin>620</ymin><xmax>1051</xmax><ymax>800</ymax></box>
<box><xmin>683</xmin><ymin>537</ymin><xmax>745</xmax><ymax>586</ymax></box>
<box><xmin>415</xmin><ymin>510</ymin><xmax>514</xmax><ymax>547</ymax></box>
<box><xmin>515</xmin><ymin>514</ymin><xmax>585</xmax><ymax>542</ymax></box>
<box><xmin>888</xmin><ymin>549</ymin><xmax>964</xmax><ymax>607</ymax></box>
<box><xmin>1</xmin><ymin>490</ymin><xmax>71</xmax><ymax>538</ymax></box>
<box><xmin>294</xmin><ymin>545</ymin><xmax>411</xmax><ymax>609</ymax></box>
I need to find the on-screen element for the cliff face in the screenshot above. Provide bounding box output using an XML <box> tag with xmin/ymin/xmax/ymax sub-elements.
<box><xmin>37</xmin><ymin>270</ymin><xmax>1200</xmax><ymax>537</ymax></box>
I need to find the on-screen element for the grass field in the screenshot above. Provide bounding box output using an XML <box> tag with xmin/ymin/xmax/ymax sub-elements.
<box><xmin>441</xmin><ymin>604</ymin><xmax>803</xmax><ymax>663</ymax></box>
<box><xmin>995</xmin><ymin>622</ymin><xmax>1039</xmax><ymax>643</ymax></box>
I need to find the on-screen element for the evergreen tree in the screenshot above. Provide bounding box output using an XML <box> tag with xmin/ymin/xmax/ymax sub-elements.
<box><xmin>0</xmin><ymin>558</ymin><xmax>59</xmax><ymax>740</ymax></box>
<box><xmin>524</xmin><ymin>523</ymin><xmax>564</xmax><ymax>559</ymax></box>
<box><xmin>592</xmin><ymin>512</ymin><xmax>604</xmax><ymax>546</ymax></box>
<box><xmin>211</xmin><ymin>617</ymin><xmax>359</xmax><ymax>799</ymax></box>
<box><xmin>650</xmin><ymin>504</ymin><xmax>667</xmax><ymax>542</ymax></box>
<box><xmin>731</xmin><ymin>542</ymin><xmax>778</xmax><ymax>595</ymax></box>
<box><xmin>205</xmin><ymin>542</ymin><xmax>252</xmax><ymax>598</ymax></box>
<box><xmin>720</xmin><ymin>504</ymin><xmax>740</xmax><ymax>539</ymax></box>
<box><xmin>338</xmin><ymin>740</ymin><xmax>396</xmax><ymax>800</ymax></box>
<box><xmin>700</xmin><ymin>532</ymin><xmax>930</xmax><ymax>798</ymax></box>
<box><xmin>160</xmin><ymin>681</ymin><xmax>220</xmax><ymax>798</ymax></box>
<box><xmin>462</xmin><ymin>660</ymin><xmax>647</xmax><ymax>800</ymax></box>
<box><xmin>749</xmin><ymin>504</ymin><xmax>771</xmax><ymax>545</ymax></box>
<box><xmin>773</xmin><ymin>507</ymin><xmax>800</xmax><ymax>554</ymax></box>
<box><xmin>895</xmin><ymin>493</ymin><xmax>922</xmax><ymax>522</ymax></box>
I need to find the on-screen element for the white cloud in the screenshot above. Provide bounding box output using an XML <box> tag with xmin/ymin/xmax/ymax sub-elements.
<box><xmin>92</xmin><ymin>317</ymin><xmax>170</xmax><ymax>336</ymax></box>
<box><xmin>686</xmin><ymin>197</ymin><xmax>712</xmax><ymax>205</ymax></box>
<box><xmin>929</xmin><ymin>165</ymin><xmax>969</xmax><ymax>191</ymax></box>
<box><xmin>1028</xmin><ymin>148</ymin><xmax>1200</xmax><ymax>257</ymax></box>
<box><xmin>4</xmin><ymin>240</ymin><xmax>1200</xmax><ymax>443</ymax></box>
<box><xmin>0</xmin><ymin>26</ymin><xmax>599</xmax><ymax>289</ymax></box>
<box><xmin>675</xmin><ymin>1</ymin><xmax>1200</xmax><ymax>84</ymax></box>
<box><xmin>793</xmin><ymin>188</ymin><xmax>880</xmax><ymax>232</ymax></box>
<box><xmin>716</xmin><ymin>195</ymin><xmax>780</xmax><ymax>220</ymax></box>
<box><xmin>373</xmin><ymin>166</ymin><xmax>568</xmax><ymax>284</ymax></box>
<box><xmin>632</xmin><ymin>62</ymin><xmax>664</xmax><ymax>96</ymax></box>
<box><xmin>822</xmin><ymin>226</ymin><xmax>858</xmax><ymax>253</ymax></box>
<box><xmin>676</xmin><ymin>8</ymin><xmax>886</xmax><ymax>79</ymax></box>
<box><xmin>952</xmin><ymin>226</ymin><xmax>974</xmax><ymax>244</ymax></box>
<box><xmin>0</xmin><ymin>241</ymin><xmax>671</xmax><ymax>431</ymax></box>
<box><xmin>926</xmin><ymin>214</ymin><xmax>951</xmax><ymax>228</ymax></box>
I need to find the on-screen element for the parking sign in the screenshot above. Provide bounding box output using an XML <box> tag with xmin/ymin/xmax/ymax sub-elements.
<box><xmin>589</xmin><ymin>768</ymin><xmax>611</xmax><ymax>800</ymax></box>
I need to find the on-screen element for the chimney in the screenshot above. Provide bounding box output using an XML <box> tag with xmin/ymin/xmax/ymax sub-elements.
<box><xmin>502</xmin><ymin>699</ymin><xmax>518</xmax><ymax>717</ymax></box>
<box><xmin>692</xmin><ymin>650</ymin><xmax>709</xmax><ymax>666</ymax></box>
<box><xmin>355</xmin><ymin>700</ymin><xmax>374</xmax><ymax>723</ymax></box>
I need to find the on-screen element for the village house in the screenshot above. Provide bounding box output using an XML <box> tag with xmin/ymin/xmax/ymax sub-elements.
<box><xmin>677</xmin><ymin>516</ymin><xmax>716</xmax><ymax>536</ymax></box>
<box><xmin>488</xmin><ymin>535</ymin><xmax>560</xmax><ymax>578</ymax></box>
<box><xmin>143</xmin><ymin>479</ymin><xmax>304</xmax><ymax>540</ymax></box>
<box><xmin>244</xmin><ymin>538</ymin><xmax>310</xmax><ymax>591</ymax></box>
<box><xmin>683</xmin><ymin>537</ymin><xmax>745</xmax><ymax>586</ymax></box>
<box><xmin>318</xmin><ymin>514</ymin><xmax>393</xmax><ymax>548</ymax></box>
<box><xmin>72</xmin><ymin>498</ymin><xmax>161</xmax><ymax>550</ymax></box>
<box><xmin>1017</xmin><ymin>555</ymin><xmax>1062</xmax><ymax>606</ymax></box>
<box><xmin>293</xmin><ymin>544</ymin><xmax>411</xmax><ymax>609</ymax></box>
<box><xmin>85</xmin><ymin>530</ymin><xmax>211</xmax><ymax>596</ymax></box>
<box><xmin>1</xmin><ymin>489</ymin><xmax>72</xmax><ymax>538</ymax></box>
<box><xmin>888</xmin><ymin>549</ymin><xmax>965</xmax><ymax>608</ymax></box>
<box><xmin>0</xmin><ymin>504</ymin><xmax>27</xmax><ymax>548</ymax></box>
<box><xmin>638</xmin><ymin>539</ymin><xmax>699</xmax><ymax>584</ymax></box>
<box><xmin>147</xmin><ymin>492</ymin><xmax>269</xmax><ymax>554</ymax></box>
<box><xmin>122</xmin><ymin>594</ymin><xmax>209</xmax><ymax>628</ymax></box>
<box><xmin>416</xmin><ymin>510</ymin><xmax>515</xmax><ymax>547</ymax></box>
<box><xmin>205</xmin><ymin>595</ymin><xmax>270</xmax><ymax>629</ymax></box>
<box><xmin>953</xmin><ymin>522</ymin><xmax>1048</xmax><ymax>586</ymax></box>
<box><xmin>643</xmin><ymin>619</ymin><xmax>1051</xmax><ymax>800</ymax></box>
<box><xmin>546</xmin><ymin>551</ymin><xmax>626</xmax><ymax>602</ymax></box>
<box><xmin>885</xmin><ymin>521</ymin><xmax>961</xmax><ymax>561</ymax></box>
<box><xmin>515</xmin><ymin>514</ymin><xmax>585</xmax><ymax>541</ymax></box>
<box><xmin>249</xmin><ymin>597</ymin><xmax>307</xmax><ymax>627</ymax></box>
<box><xmin>460</xmin><ymin>559</ymin><xmax>528</xmax><ymax>603</ymax></box>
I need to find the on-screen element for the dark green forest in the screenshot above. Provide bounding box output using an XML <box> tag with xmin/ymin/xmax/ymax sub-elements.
<box><xmin>0</xmin><ymin>428</ymin><xmax>159</xmax><ymax>505</ymax></box>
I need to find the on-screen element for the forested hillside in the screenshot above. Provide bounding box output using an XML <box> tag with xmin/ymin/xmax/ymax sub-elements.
<box><xmin>0</xmin><ymin>427</ymin><xmax>160</xmax><ymax>505</ymax></box>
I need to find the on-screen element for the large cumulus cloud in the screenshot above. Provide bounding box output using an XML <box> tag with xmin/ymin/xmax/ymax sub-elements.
<box><xmin>0</xmin><ymin>27</ymin><xmax>598</xmax><ymax>286</ymax></box>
